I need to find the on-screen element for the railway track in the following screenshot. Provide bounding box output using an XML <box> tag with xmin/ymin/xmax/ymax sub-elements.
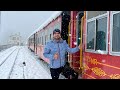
<box><xmin>0</xmin><ymin>46</ymin><xmax>20</xmax><ymax>79</ymax></box>
<box><xmin>0</xmin><ymin>46</ymin><xmax>52</xmax><ymax>79</ymax></box>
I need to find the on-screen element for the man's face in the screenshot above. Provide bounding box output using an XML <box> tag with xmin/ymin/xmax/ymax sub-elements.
<box><xmin>53</xmin><ymin>32</ymin><xmax>61</xmax><ymax>40</ymax></box>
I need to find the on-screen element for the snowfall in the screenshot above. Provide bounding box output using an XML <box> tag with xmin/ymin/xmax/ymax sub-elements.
<box><xmin>0</xmin><ymin>46</ymin><xmax>53</xmax><ymax>79</ymax></box>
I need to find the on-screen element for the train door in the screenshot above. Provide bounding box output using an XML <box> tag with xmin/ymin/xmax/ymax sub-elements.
<box><xmin>61</xmin><ymin>11</ymin><xmax>71</xmax><ymax>63</ymax></box>
<box><xmin>76</xmin><ymin>11</ymin><xmax>84</xmax><ymax>74</ymax></box>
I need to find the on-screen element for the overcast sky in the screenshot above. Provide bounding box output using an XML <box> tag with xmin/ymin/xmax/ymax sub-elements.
<box><xmin>0</xmin><ymin>11</ymin><xmax>56</xmax><ymax>45</ymax></box>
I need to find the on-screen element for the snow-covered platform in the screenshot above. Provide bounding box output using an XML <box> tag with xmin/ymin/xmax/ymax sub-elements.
<box><xmin>0</xmin><ymin>46</ymin><xmax>52</xmax><ymax>79</ymax></box>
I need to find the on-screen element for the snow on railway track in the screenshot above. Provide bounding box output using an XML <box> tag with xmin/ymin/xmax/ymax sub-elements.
<box><xmin>0</xmin><ymin>46</ymin><xmax>20</xmax><ymax>79</ymax></box>
<box><xmin>0</xmin><ymin>46</ymin><xmax>52</xmax><ymax>79</ymax></box>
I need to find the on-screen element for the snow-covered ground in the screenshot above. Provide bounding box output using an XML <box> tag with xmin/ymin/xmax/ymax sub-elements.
<box><xmin>20</xmin><ymin>46</ymin><xmax>51</xmax><ymax>79</ymax></box>
<box><xmin>0</xmin><ymin>46</ymin><xmax>67</xmax><ymax>79</ymax></box>
<box><xmin>0</xmin><ymin>46</ymin><xmax>17</xmax><ymax>59</ymax></box>
<box><xmin>0</xmin><ymin>47</ymin><xmax>20</xmax><ymax>79</ymax></box>
<box><xmin>0</xmin><ymin>46</ymin><xmax>52</xmax><ymax>79</ymax></box>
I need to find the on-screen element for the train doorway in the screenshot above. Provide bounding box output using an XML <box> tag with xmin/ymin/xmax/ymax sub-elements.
<box><xmin>61</xmin><ymin>11</ymin><xmax>71</xmax><ymax>63</ymax></box>
<box><xmin>76</xmin><ymin>11</ymin><xmax>84</xmax><ymax>74</ymax></box>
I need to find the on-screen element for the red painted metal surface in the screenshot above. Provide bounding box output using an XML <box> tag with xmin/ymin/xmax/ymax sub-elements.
<box><xmin>83</xmin><ymin>52</ymin><xmax>120</xmax><ymax>79</ymax></box>
<box><xmin>82</xmin><ymin>11</ymin><xmax>120</xmax><ymax>79</ymax></box>
<box><xmin>69</xmin><ymin>11</ymin><xmax>80</xmax><ymax>71</ymax></box>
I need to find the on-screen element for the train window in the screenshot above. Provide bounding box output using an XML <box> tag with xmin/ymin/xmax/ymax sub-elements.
<box><xmin>31</xmin><ymin>37</ymin><xmax>33</xmax><ymax>43</ymax></box>
<box><xmin>43</xmin><ymin>32</ymin><xmax>45</xmax><ymax>45</ymax></box>
<box><xmin>40</xmin><ymin>35</ymin><xmax>41</xmax><ymax>42</ymax></box>
<box><xmin>35</xmin><ymin>35</ymin><xmax>37</xmax><ymax>45</ymax></box>
<box><xmin>43</xmin><ymin>36</ymin><xmax>45</xmax><ymax>45</ymax></box>
<box><xmin>96</xmin><ymin>17</ymin><xmax>107</xmax><ymax>51</ymax></box>
<box><xmin>86</xmin><ymin>11</ymin><xmax>108</xmax><ymax>53</ymax></box>
<box><xmin>45</xmin><ymin>36</ymin><xmax>47</xmax><ymax>44</ymax></box>
<box><xmin>38</xmin><ymin>37</ymin><xmax>39</xmax><ymax>44</ymax></box>
<box><xmin>32</xmin><ymin>38</ymin><xmax>33</xmax><ymax>43</ymax></box>
<box><xmin>37</xmin><ymin>37</ymin><xmax>39</xmax><ymax>44</ymax></box>
<box><xmin>45</xmin><ymin>35</ymin><xmax>46</xmax><ymax>45</ymax></box>
<box><xmin>87</xmin><ymin>11</ymin><xmax>107</xmax><ymax>20</ymax></box>
<box><xmin>39</xmin><ymin>37</ymin><xmax>41</xmax><ymax>44</ymax></box>
<box><xmin>50</xmin><ymin>34</ymin><xmax>52</xmax><ymax>40</ymax></box>
<box><xmin>42</xmin><ymin>36</ymin><xmax>43</xmax><ymax>45</ymax></box>
<box><xmin>112</xmin><ymin>12</ymin><xmax>120</xmax><ymax>52</ymax></box>
<box><xmin>87</xmin><ymin>20</ymin><xmax>95</xmax><ymax>50</ymax></box>
<box><xmin>45</xmin><ymin>35</ymin><xmax>47</xmax><ymax>45</ymax></box>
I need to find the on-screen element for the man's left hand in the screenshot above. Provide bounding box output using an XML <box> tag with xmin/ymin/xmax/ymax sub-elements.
<box><xmin>78</xmin><ymin>44</ymin><xmax>82</xmax><ymax>49</ymax></box>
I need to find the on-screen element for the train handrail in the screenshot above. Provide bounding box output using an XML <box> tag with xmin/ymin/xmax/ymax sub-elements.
<box><xmin>79</xmin><ymin>16</ymin><xmax>84</xmax><ymax>72</ymax></box>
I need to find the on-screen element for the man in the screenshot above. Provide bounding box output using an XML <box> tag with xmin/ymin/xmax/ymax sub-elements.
<box><xmin>43</xmin><ymin>29</ymin><xmax>81</xmax><ymax>79</ymax></box>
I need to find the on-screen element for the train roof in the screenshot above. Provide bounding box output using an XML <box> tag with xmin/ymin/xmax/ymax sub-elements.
<box><xmin>27</xmin><ymin>11</ymin><xmax>62</xmax><ymax>40</ymax></box>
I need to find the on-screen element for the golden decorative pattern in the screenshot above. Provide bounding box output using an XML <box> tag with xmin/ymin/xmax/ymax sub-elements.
<box><xmin>84</xmin><ymin>56</ymin><xmax>120</xmax><ymax>79</ymax></box>
<box><xmin>83</xmin><ymin>63</ymin><xmax>90</xmax><ymax>70</ymax></box>
<box><xmin>83</xmin><ymin>73</ymin><xmax>96</xmax><ymax>79</ymax></box>
<box><xmin>85</xmin><ymin>56</ymin><xmax>98</xmax><ymax>65</ymax></box>
<box><xmin>85</xmin><ymin>56</ymin><xmax>91</xmax><ymax>62</ymax></box>
<box><xmin>91</xmin><ymin>67</ymin><xmax>106</xmax><ymax>77</ymax></box>
<box><xmin>109</xmin><ymin>74</ymin><xmax>120</xmax><ymax>79</ymax></box>
<box><xmin>90</xmin><ymin>59</ymin><xmax>98</xmax><ymax>65</ymax></box>
<box><xmin>85</xmin><ymin>56</ymin><xmax>120</xmax><ymax>70</ymax></box>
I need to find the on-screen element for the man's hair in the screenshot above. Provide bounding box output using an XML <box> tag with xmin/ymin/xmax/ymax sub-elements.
<box><xmin>53</xmin><ymin>29</ymin><xmax>61</xmax><ymax>34</ymax></box>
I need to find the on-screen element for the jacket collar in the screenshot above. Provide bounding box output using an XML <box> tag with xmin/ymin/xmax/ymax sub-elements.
<box><xmin>52</xmin><ymin>38</ymin><xmax>64</xmax><ymax>43</ymax></box>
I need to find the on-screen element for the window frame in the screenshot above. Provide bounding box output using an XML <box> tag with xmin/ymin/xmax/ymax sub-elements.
<box><xmin>110</xmin><ymin>11</ymin><xmax>120</xmax><ymax>56</ymax></box>
<box><xmin>86</xmin><ymin>18</ymin><xmax>96</xmax><ymax>51</ymax></box>
<box><xmin>85</xmin><ymin>11</ymin><xmax>109</xmax><ymax>54</ymax></box>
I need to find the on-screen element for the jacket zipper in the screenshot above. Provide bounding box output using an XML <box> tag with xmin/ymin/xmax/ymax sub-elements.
<box><xmin>58</xmin><ymin>43</ymin><xmax>61</xmax><ymax>67</ymax></box>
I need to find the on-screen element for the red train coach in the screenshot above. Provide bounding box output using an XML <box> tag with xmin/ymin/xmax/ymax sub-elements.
<box><xmin>82</xmin><ymin>11</ymin><xmax>120</xmax><ymax>79</ymax></box>
<box><xmin>70</xmin><ymin>11</ymin><xmax>120</xmax><ymax>79</ymax></box>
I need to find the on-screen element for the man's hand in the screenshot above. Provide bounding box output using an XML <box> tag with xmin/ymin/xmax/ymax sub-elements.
<box><xmin>54</xmin><ymin>52</ymin><xmax>59</xmax><ymax>60</ymax></box>
<box><xmin>78</xmin><ymin>44</ymin><xmax>82</xmax><ymax>49</ymax></box>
